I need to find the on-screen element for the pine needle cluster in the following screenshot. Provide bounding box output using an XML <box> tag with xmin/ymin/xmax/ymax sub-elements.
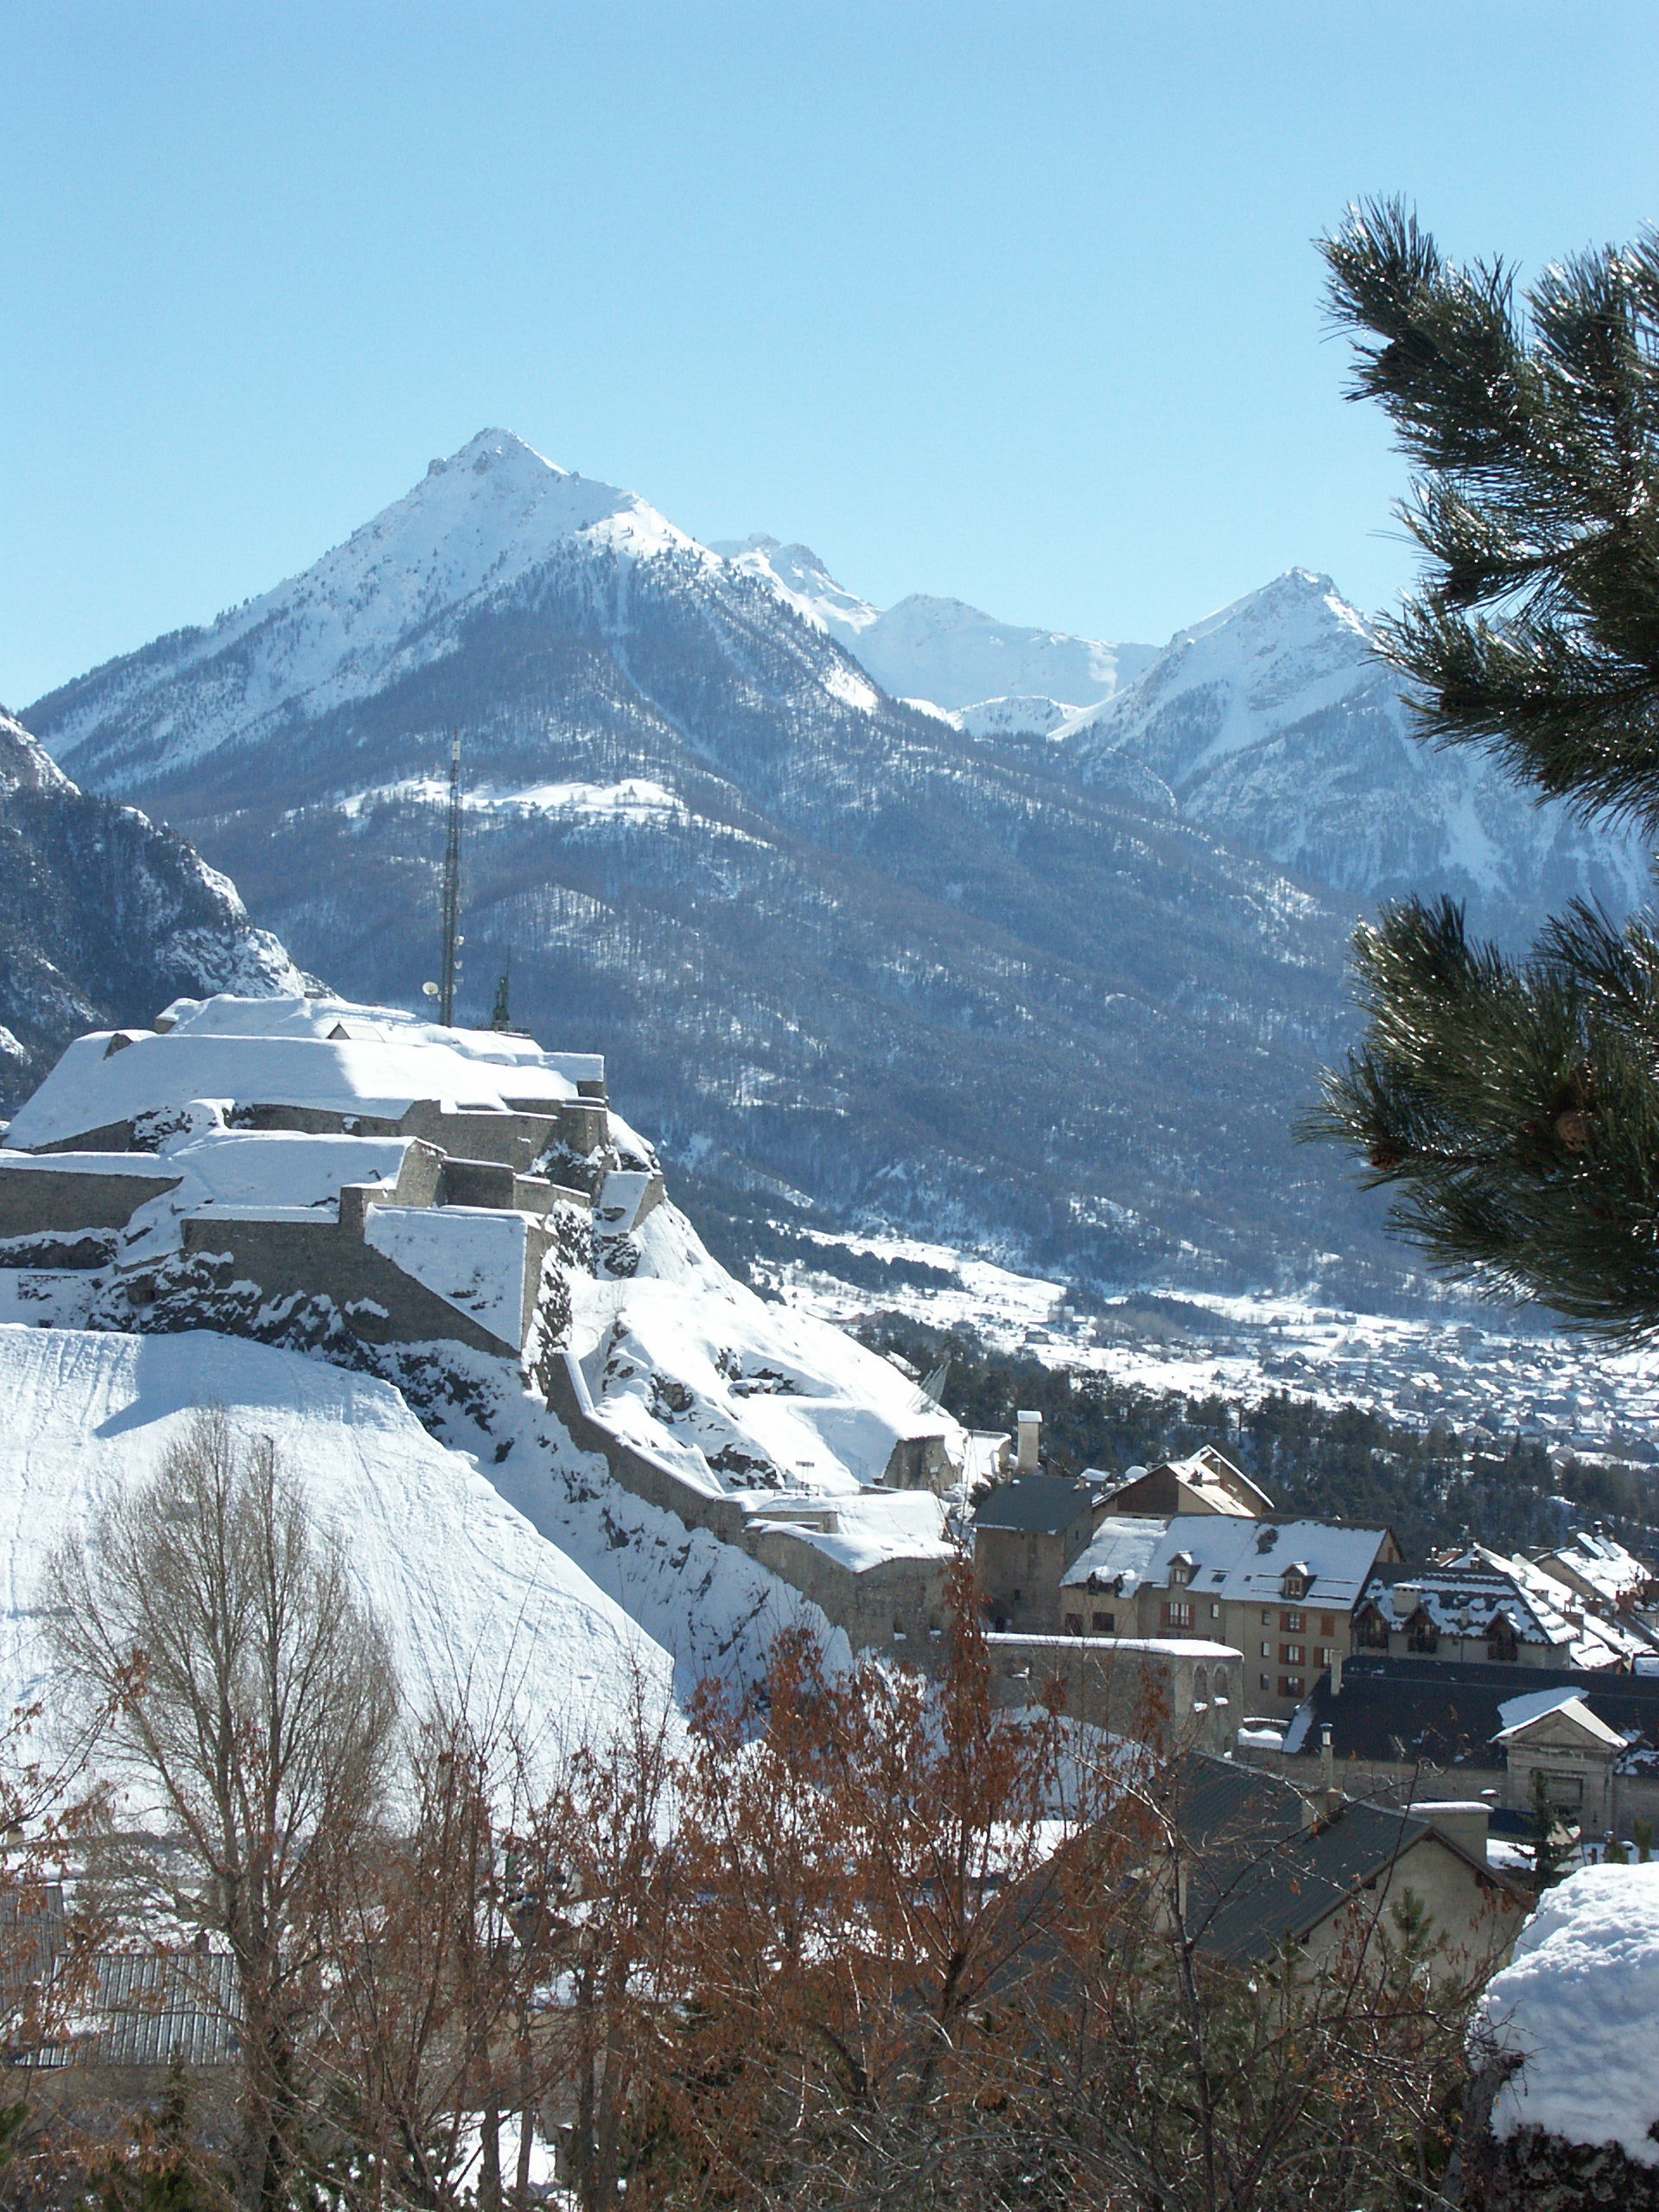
<box><xmin>1308</xmin><ymin>201</ymin><xmax>1659</xmax><ymax>1339</ymax></box>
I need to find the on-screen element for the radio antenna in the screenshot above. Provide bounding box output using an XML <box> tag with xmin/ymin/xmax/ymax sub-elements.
<box><xmin>438</xmin><ymin>735</ymin><xmax>463</xmax><ymax>1025</ymax></box>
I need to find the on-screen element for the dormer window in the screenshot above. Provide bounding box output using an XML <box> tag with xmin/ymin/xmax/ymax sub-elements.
<box><xmin>1406</xmin><ymin>1608</ymin><xmax>1440</xmax><ymax>1656</ymax></box>
<box><xmin>1167</xmin><ymin>1551</ymin><xmax>1196</xmax><ymax>1589</ymax></box>
<box><xmin>1487</xmin><ymin>1613</ymin><xmax>1519</xmax><ymax>1663</ymax></box>
<box><xmin>1169</xmin><ymin>1564</ymin><xmax>1190</xmax><ymax>1587</ymax></box>
<box><xmin>1281</xmin><ymin>1562</ymin><xmax>1312</xmax><ymax>1601</ymax></box>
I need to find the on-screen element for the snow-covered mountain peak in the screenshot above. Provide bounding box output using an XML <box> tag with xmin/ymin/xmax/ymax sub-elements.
<box><xmin>1177</xmin><ymin>567</ymin><xmax>1367</xmax><ymax>653</ymax></box>
<box><xmin>1058</xmin><ymin>568</ymin><xmax>1386</xmax><ymax>777</ymax></box>
<box><xmin>712</xmin><ymin>534</ymin><xmax>880</xmax><ymax>638</ymax></box>
<box><xmin>33</xmin><ymin>432</ymin><xmax>719</xmax><ymax>786</ymax></box>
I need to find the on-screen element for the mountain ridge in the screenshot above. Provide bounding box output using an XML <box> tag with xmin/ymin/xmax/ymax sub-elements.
<box><xmin>24</xmin><ymin>432</ymin><xmax>1380</xmax><ymax>1298</ymax></box>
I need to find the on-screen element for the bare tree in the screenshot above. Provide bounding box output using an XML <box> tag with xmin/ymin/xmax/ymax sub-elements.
<box><xmin>41</xmin><ymin>1407</ymin><xmax>400</xmax><ymax>2212</ymax></box>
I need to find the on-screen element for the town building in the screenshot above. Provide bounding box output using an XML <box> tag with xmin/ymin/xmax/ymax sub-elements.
<box><xmin>1528</xmin><ymin>1526</ymin><xmax>1659</xmax><ymax>1640</ymax></box>
<box><xmin>1061</xmin><ymin>1514</ymin><xmax>1402</xmax><ymax>1718</ymax></box>
<box><xmin>1280</xmin><ymin>1652</ymin><xmax>1659</xmax><ymax>1844</ymax></box>
<box><xmin>1154</xmin><ymin>1752</ymin><xmax>1524</xmax><ymax>1974</ymax></box>
<box><xmin>1093</xmin><ymin>1444</ymin><xmax>1271</xmax><ymax>1518</ymax></box>
<box><xmin>1351</xmin><ymin>1544</ymin><xmax>1649</xmax><ymax>1673</ymax></box>
<box><xmin>972</xmin><ymin>1475</ymin><xmax>1112</xmax><ymax>1634</ymax></box>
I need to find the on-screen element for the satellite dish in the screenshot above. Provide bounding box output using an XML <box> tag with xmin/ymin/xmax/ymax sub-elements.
<box><xmin>422</xmin><ymin>982</ymin><xmax>440</xmax><ymax>999</ymax></box>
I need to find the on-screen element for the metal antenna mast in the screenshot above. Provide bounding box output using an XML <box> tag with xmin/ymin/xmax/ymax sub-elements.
<box><xmin>438</xmin><ymin>734</ymin><xmax>463</xmax><ymax>1025</ymax></box>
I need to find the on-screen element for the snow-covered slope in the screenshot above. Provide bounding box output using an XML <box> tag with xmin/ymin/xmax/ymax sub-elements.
<box><xmin>0</xmin><ymin>710</ymin><xmax>303</xmax><ymax>1108</ymax></box>
<box><xmin>0</xmin><ymin>1325</ymin><xmax>675</xmax><ymax>1757</ymax></box>
<box><xmin>1060</xmin><ymin>569</ymin><xmax>1652</xmax><ymax>941</ymax></box>
<box><xmin>713</xmin><ymin>534</ymin><xmax>1153</xmax><ymax>714</ymax></box>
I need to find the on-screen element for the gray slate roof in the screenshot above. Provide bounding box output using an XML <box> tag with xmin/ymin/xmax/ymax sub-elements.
<box><xmin>974</xmin><ymin>1476</ymin><xmax>1097</xmax><ymax>1535</ymax></box>
<box><xmin>1173</xmin><ymin>1752</ymin><xmax>1440</xmax><ymax>1964</ymax></box>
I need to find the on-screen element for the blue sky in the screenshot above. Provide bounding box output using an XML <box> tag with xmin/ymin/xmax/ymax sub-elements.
<box><xmin>4</xmin><ymin>1</ymin><xmax>1656</xmax><ymax>705</ymax></box>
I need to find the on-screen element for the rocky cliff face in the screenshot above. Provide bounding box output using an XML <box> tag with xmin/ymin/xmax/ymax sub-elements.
<box><xmin>0</xmin><ymin>709</ymin><xmax>303</xmax><ymax>1108</ymax></box>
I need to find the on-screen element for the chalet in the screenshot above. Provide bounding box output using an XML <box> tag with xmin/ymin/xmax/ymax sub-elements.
<box><xmin>1062</xmin><ymin>1515</ymin><xmax>1402</xmax><ymax>1718</ymax></box>
<box><xmin>972</xmin><ymin>1476</ymin><xmax>1111</xmax><ymax>1634</ymax></box>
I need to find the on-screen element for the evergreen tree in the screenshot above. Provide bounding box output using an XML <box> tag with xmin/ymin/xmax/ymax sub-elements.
<box><xmin>1308</xmin><ymin>202</ymin><xmax>1659</xmax><ymax>1339</ymax></box>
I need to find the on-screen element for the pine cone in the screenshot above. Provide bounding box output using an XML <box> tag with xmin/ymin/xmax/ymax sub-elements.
<box><xmin>1554</xmin><ymin>1109</ymin><xmax>1596</xmax><ymax>1152</ymax></box>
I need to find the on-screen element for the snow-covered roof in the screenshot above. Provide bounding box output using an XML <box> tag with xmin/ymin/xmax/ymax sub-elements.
<box><xmin>1535</xmin><ymin>1528</ymin><xmax>1655</xmax><ymax>1610</ymax></box>
<box><xmin>1476</xmin><ymin>1864</ymin><xmax>1659</xmax><ymax>2166</ymax></box>
<box><xmin>1057</xmin><ymin>1516</ymin><xmax>1167</xmax><ymax>1594</ymax></box>
<box><xmin>154</xmin><ymin>992</ymin><xmax>602</xmax><ymax>1081</ymax></box>
<box><xmin>1494</xmin><ymin>1688</ymin><xmax>1627</xmax><ymax>1748</ymax></box>
<box><xmin>364</xmin><ymin>1205</ymin><xmax>537</xmax><ymax>1346</ymax></box>
<box><xmin>4</xmin><ymin>995</ymin><xmax>593</xmax><ymax>1148</ymax></box>
<box><xmin>1366</xmin><ymin>1544</ymin><xmax>1649</xmax><ymax>1669</ymax></box>
<box><xmin>1063</xmin><ymin>1514</ymin><xmax>1392</xmax><ymax>1607</ymax></box>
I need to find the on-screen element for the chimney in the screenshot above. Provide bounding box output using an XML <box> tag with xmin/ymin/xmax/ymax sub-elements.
<box><xmin>1015</xmin><ymin>1410</ymin><xmax>1042</xmax><ymax>1473</ymax></box>
<box><xmin>1319</xmin><ymin>1724</ymin><xmax>1333</xmax><ymax>1792</ymax></box>
<box><xmin>1391</xmin><ymin>1582</ymin><xmax>1422</xmax><ymax>1619</ymax></box>
<box><xmin>1411</xmin><ymin>1801</ymin><xmax>1490</xmax><ymax>1867</ymax></box>
<box><xmin>1330</xmin><ymin>1648</ymin><xmax>1344</xmax><ymax>1696</ymax></box>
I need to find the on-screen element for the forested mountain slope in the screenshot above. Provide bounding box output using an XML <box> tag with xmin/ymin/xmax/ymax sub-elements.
<box><xmin>0</xmin><ymin>709</ymin><xmax>302</xmax><ymax>1107</ymax></box>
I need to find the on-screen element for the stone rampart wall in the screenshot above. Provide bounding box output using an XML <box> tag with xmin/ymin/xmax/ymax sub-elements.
<box><xmin>542</xmin><ymin>1352</ymin><xmax>952</xmax><ymax>1655</ymax></box>
<box><xmin>176</xmin><ymin>1217</ymin><xmax>520</xmax><ymax>1360</ymax></box>
<box><xmin>0</xmin><ymin>1167</ymin><xmax>180</xmax><ymax>1234</ymax></box>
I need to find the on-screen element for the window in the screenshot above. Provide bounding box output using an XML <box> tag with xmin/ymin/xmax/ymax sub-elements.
<box><xmin>1211</xmin><ymin>1601</ymin><xmax>1221</xmax><ymax>1618</ymax></box>
<box><xmin>1260</xmin><ymin>1673</ymin><xmax>1271</xmax><ymax>1690</ymax></box>
<box><xmin>1261</xmin><ymin>1642</ymin><xmax>1271</xmax><ymax>1658</ymax></box>
<box><xmin>1487</xmin><ymin>1617</ymin><xmax>1518</xmax><ymax>1662</ymax></box>
<box><xmin>1320</xmin><ymin>1614</ymin><xmax>1336</xmax><ymax>1637</ymax></box>
<box><xmin>1314</xmin><ymin>1646</ymin><xmax>1329</xmax><ymax>1666</ymax></box>
<box><xmin>1283</xmin><ymin>1575</ymin><xmax>1308</xmax><ymax>1601</ymax></box>
<box><xmin>1281</xmin><ymin>1610</ymin><xmax>1305</xmax><ymax>1632</ymax></box>
<box><xmin>1091</xmin><ymin>1610</ymin><xmax>1116</xmax><ymax>1634</ymax></box>
<box><xmin>1169</xmin><ymin>1564</ymin><xmax>1189</xmax><ymax>1586</ymax></box>
<box><xmin>1532</xmin><ymin>1767</ymin><xmax>1582</xmax><ymax>1812</ymax></box>
<box><xmin>1065</xmin><ymin>1612</ymin><xmax>1084</xmax><ymax>1637</ymax></box>
<box><xmin>1278</xmin><ymin>1675</ymin><xmax>1305</xmax><ymax>1698</ymax></box>
<box><xmin>1164</xmin><ymin>1602</ymin><xmax>1193</xmax><ymax>1630</ymax></box>
<box><xmin>1261</xmin><ymin>1608</ymin><xmax>1273</xmax><ymax>1624</ymax></box>
<box><xmin>1356</xmin><ymin>1607</ymin><xmax>1389</xmax><ymax>1650</ymax></box>
<box><xmin>1280</xmin><ymin>1643</ymin><xmax>1304</xmax><ymax>1666</ymax></box>
<box><xmin>1407</xmin><ymin>1614</ymin><xmax>1439</xmax><ymax>1656</ymax></box>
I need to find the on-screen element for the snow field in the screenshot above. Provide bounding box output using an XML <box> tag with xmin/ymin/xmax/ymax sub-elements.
<box><xmin>0</xmin><ymin>1325</ymin><xmax>677</xmax><ymax>1787</ymax></box>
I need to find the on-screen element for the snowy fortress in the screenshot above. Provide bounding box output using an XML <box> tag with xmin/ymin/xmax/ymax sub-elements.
<box><xmin>0</xmin><ymin>995</ymin><xmax>968</xmax><ymax>1658</ymax></box>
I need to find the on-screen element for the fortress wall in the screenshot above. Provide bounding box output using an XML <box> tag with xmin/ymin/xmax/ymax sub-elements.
<box><xmin>0</xmin><ymin>1168</ymin><xmax>181</xmax><ymax>1234</ymax></box>
<box><xmin>175</xmin><ymin>1216</ymin><xmax>522</xmax><ymax>1360</ymax></box>
<box><xmin>540</xmin><ymin>1351</ymin><xmax>950</xmax><ymax>1656</ymax></box>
